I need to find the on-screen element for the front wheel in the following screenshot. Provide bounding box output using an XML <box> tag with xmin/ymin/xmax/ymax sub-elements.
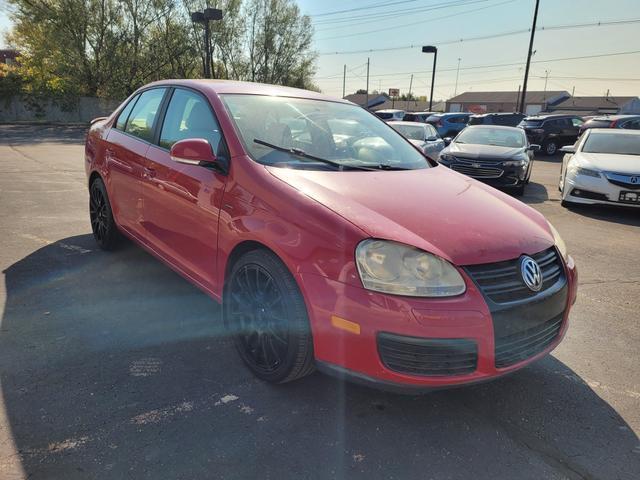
<box><xmin>224</xmin><ymin>249</ymin><xmax>315</xmax><ymax>383</ymax></box>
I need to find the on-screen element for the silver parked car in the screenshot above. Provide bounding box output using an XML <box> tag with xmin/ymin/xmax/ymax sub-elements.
<box><xmin>388</xmin><ymin>121</ymin><xmax>445</xmax><ymax>158</ymax></box>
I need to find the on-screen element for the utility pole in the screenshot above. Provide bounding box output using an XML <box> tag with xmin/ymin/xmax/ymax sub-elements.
<box><xmin>543</xmin><ymin>69</ymin><xmax>550</xmax><ymax>101</ymax></box>
<box><xmin>365</xmin><ymin>57</ymin><xmax>370</xmax><ymax>108</ymax></box>
<box><xmin>342</xmin><ymin>64</ymin><xmax>346</xmax><ymax>98</ymax></box>
<box><xmin>519</xmin><ymin>0</ymin><xmax>540</xmax><ymax>113</ymax></box>
<box><xmin>454</xmin><ymin>58</ymin><xmax>461</xmax><ymax>96</ymax></box>
<box><xmin>516</xmin><ymin>84</ymin><xmax>521</xmax><ymax>112</ymax></box>
<box><xmin>571</xmin><ymin>85</ymin><xmax>575</xmax><ymax>96</ymax></box>
<box><xmin>408</xmin><ymin>74</ymin><xmax>413</xmax><ymax>109</ymax></box>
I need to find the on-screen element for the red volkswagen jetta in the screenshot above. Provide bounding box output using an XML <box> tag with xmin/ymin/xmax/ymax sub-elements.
<box><xmin>85</xmin><ymin>80</ymin><xmax>577</xmax><ymax>391</ymax></box>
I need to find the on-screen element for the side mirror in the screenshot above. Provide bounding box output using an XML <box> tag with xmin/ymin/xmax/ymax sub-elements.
<box><xmin>170</xmin><ymin>138</ymin><xmax>217</xmax><ymax>166</ymax></box>
<box><xmin>426</xmin><ymin>136</ymin><xmax>438</xmax><ymax>142</ymax></box>
<box><xmin>559</xmin><ymin>145</ymin><xmax>575</xmax><ymax>154</ymax></box>
<box><xmin>528</xmin><ymin>144</ymin><xmax>541</xmax><ymax>152</ymax></box>
<box><xmin>443</xmin><ymin>137</ymin><xmax>452</xmax><ymax>146</ymax></box>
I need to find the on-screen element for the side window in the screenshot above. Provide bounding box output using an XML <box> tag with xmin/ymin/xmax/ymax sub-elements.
<box><xmin>621</xmin><ymin>119</ymin><xmax>640</xmax><ymax>130</ymax></box>
<box><xmin>115</xmin><ymin>95</ymin><xmax>139</xmax><ymax>131</ymax></box>
<box><xmin>124</xmin><ymin>88</ymin><xmax>167</xmax><ymax>142</ymax></box>
<box><xmin>571</xmin><ymin>118</ymin><xmax>583</xmax><ymax>127</ymax></box>
<box><xmin>159</xmin><ymin>89</ymin><xmax>222</xmax><ymax>153</ymax></box>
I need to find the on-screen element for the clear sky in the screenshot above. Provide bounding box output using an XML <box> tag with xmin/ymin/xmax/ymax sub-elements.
<box><xmin>1</xmin><ymin>0</ymin><xmax>639</xmax><ymax>99</ymax></box>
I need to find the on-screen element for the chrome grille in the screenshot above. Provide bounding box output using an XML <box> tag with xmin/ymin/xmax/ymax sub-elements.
<box><xmin>464</xmin><ymin>248</ymin><xmax>565</xmax><ymax>304</ymax></box>
<box><xmin>449</xmin><ymin>157</ymin><xmax>504</xmax><ymax>178</ymax></box>
<box><xmin>604</xmin><ymin>171</ymin><xmax>640</xmax><ymax>190</ymax></box>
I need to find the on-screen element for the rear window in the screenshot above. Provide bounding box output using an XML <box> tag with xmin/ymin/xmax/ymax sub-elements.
<box><xmin>468</xmin><ymin>116</ymin><xmax>485</xmax><ymax>125</ymax></box>
<box><xmin>375</xmin><ymin>112</ymin><xmax>394</xmax><ymax>120</ymax></box>
<box><xmin>582</xmin><ymin>132</ymin><xmax>640</xmax><ymax>155</ymax></box>
<box><xmin>521</xmin><ymin>119</ymin><xmax>544</xmax><ymax>128</ymax></box>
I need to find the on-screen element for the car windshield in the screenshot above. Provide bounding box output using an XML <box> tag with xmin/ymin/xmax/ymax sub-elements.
<box><xmin>582</xmin><ymin>132</ymin><xmax>640</xmax><ymax>155</ymax></box>
<box><xmin>220</xmin><ymin>95</ymin><xmax>429</xmax><ymax>170</ymax></box>
<box><xmin>390</xmin><ymin>124</ymin><xmax>426</xmax><ymax>140</ymax></box>
<box><xmin>455</xmin><ymin>127</ymin><xmax>525</xmax><ymax>148</ymax></box>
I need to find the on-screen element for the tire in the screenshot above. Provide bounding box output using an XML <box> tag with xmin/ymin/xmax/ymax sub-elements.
<box><xmin>89</xmin><ymin>177</ymin><xmax>121</xmax><ymax>250</ymax></box>
<box><xmin>543</xmin><ymin>139</ymin><xmax>558</xmax><ymax>156</ymax></box>
<box><xmin>224</xmin><ymin>249</ymin><xmax>315</xmax><ymax>384</ymax></box>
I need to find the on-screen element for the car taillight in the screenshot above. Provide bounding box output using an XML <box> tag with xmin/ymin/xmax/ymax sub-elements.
<box><xmin>610</xmin><ymin>120</ymin><xmax>618</xmax><ymax>127</ymax></box>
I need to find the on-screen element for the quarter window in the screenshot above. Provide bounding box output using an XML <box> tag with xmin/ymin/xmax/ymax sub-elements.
<box><xmin>159</xmin><ymin>89</ymin><xmax>222</xmax><ymax>152</ymax></box>
<box><xmin>571</xmin><ymin>118</ymin><xmax>584</xmax><ymax>127</ymax></box>
<box><xmin>124</xmin><ymin>88</ymin><xmax>167</xmax><ymax>142</ymax></box>
<box><xmin>115</xmin><ymin>95</ymin><xmax>139</xmax><ymax>131</ymax></box>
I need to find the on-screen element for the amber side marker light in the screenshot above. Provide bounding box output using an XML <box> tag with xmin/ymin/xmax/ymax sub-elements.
<box><xmin>331</xmin><ymin>315</ymin><xmax>361</xmax><ymax>335</ymax></box>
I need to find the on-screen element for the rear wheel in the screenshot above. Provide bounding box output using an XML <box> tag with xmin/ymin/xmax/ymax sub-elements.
<box><xmin>89</xmin><ymin>178</ymin><xmax>121</xmax><ymax>250</ymax></box>
<box><xmin>543</xmin><ymin>139</ymin><xmax>558</xmax><ymax>156</ymax></box>
<box><xmin>224</xmin><ymin>249</ymin><xmax>315</xmax><ymax>384</ymax></box>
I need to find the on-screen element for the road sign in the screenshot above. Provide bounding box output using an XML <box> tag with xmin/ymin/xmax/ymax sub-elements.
<box><xmin>388</xmin><ymin>88</ymin><xmax>400</xmax><ymax>98</ymax></box>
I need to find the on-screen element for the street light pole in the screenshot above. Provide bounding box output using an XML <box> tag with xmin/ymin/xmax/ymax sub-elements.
<box><xmin>519</xmin><ymin>0</ymin><xmax>540</xmax><ymax>113</ymax></box>
<box><xmin>422</xmin><ymin>46</ymin><xmax>437</xmax><ymax>111</ymax></box>
<box><xmin>191</xmin><ymin>8</ymin><xmax>223</xmax><ymax>79</ymax></box>
<box><xmin>454</xmin><ymin>58</ymin><xmax>461</xmax><ymax>96</ymax></box>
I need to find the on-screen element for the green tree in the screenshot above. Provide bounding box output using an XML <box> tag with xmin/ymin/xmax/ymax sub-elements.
<box><xmin>3</xmin><ymin>0</ymin><xmax>317</xmax><ymax>99</ymax></box>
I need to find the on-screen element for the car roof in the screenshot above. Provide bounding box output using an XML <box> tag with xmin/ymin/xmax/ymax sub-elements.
<box><xmin>590</xmin><ymin>114</ymin><xmax>640</xmax><ymax>121</ymax></box>
<box><xmin>586</xmin><ymin>128</ymin><xmax>640</xmax><ymax>135</ymax></box>
<box><xmin>376</xmin><ymin>109</ymin><xmax>405</xmax><ymax>113</ymax></box>
<box><xmin>523</xmin><ymin>113</ymin><xmax>580</xmax><ymax>120</ymax></box>
<box><xmin>407</xmin><ymin>111</ymin><xmax>436</xmax><ymax>115</ymax></box>
<box><xmin>464</xmin><ymin>125</ymin><xmax>525</xmax><ymax>131</ymax></box>
<box><xmin>470</xmin><ymin>112</ymin><xmax>523</xmax><ymax>117</ymax></box>
<box><xmin>432</xmin><ymin>112</ymin><xmax>471</xmax><ymax>117</ymax></box>
<box><xmin>388</xmin><ymin>121</ymin><xmax>427</xmax><ymax>127</ymax></box>
<box><xmin>144</xmin><ymin>79</ymin><xmax>350</xmax><ymax>104</ymax></box>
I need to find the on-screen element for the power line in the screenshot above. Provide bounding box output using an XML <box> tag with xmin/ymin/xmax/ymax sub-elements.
<box><xmin>316</xmin><ymin>0</ymin><xmax>518</xmax><ymax>41</ymax></box>
<box><xmin>317</xmin><ymin>18</ymin><xmax>640</xmax><ymax>55</ymax></box>
<box><xmin>312</xmin><ymin>0</ymin><xmax>487</xmax><ymax>26</ymax></box>
<box><xmin>308</xmin><ymin>0</ymin><xmax>420</xmax><ymax>18</ymax></box>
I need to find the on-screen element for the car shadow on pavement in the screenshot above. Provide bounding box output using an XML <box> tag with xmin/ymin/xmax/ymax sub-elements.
<box><xmin>519</xmin><ymin>181</ymin><xmax>548</xmax><ymax>204</ymax></box>
<box><xmin>563</xmin><ymin>203</ymin><xmax>640</xmax><ymax>227</ymax></box>
<box><xmin>1</xmin><ymin>235</ymin><xmax>639</xmax><ymax>479</ymax></box>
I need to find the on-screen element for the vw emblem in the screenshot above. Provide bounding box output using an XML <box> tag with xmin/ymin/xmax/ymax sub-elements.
<box><xmin>520</xmin><ymin>256</ymin><xmax>543</xmax><ymax>292</ymax></box>
<box><xmin>631</xmin><ymin>176</ymin><xmax>639</xmax><ymax>184</ymax></box>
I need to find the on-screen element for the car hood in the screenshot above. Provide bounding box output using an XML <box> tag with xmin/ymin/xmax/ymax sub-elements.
<box><xmin>445</xmin><ymin>143</ymin><xmax>525</xmax><ymax>160</ymax></box>
<box><xmin>267</xmin><ymin>165</ymin><xmax>553</xmax><ymax>266</ymax></box>
<box><xmin>575</xmin><ymin>152</ymin><xmax>640</xmax><ymax>174</ymax></box>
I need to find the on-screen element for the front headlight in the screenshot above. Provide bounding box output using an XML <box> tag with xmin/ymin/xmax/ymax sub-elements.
<box><xmin>439</xmin><ymin>153</ymin><xmax>455</xmax><ymax>163</ymax></box>
<box><xmin>503</xmin><ymin>159</ymin><xmax>526</xmax><ymax>167</ymax></box>
<box><xmin>575</xmin><ymin>166</ymin><xmax>600</xmax><ymax>178</ymax></box>
<box><xmin>355</xmin><ymin>239</ymin><xmax>466</xmax><ymax>297</ymax></box>
<box><xmin>548</xmin><ymin>222</ymin><xmax>569</xmax><ymax>262</ymax></box>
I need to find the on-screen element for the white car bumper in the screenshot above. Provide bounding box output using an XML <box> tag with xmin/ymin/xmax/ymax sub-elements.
<box><xmin>563</xmin><ymin>171</ymin><xmax>640</xmax><ymax>207</ymax></box>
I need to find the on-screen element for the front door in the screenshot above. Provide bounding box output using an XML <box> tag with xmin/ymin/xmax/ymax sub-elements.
<box><xmin>142</xmin><ymin>88</ymin><xmax>228</xmax><ymax>291</ymax></box>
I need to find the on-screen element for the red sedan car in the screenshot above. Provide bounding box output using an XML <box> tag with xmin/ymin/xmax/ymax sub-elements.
<box><xmin>85</xmin><ymin>80</ymin><xmax>578</xmax><ymax>391</ymax></box>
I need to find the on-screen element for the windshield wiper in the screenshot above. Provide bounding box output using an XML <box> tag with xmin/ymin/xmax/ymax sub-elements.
<box><xmin>254</xmin><ymin>138</ymin><xmax>375</xmax><ymax>171</ymax></box>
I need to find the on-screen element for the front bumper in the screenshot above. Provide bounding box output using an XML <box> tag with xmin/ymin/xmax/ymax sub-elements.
<box><xmin>563</xmin><ymin>171</ymin><xmax>640</xmax><ymax>207</ymax></box>
<box><xmin>298</xmin><ymin>254</ymin><xmax>577</xmax><ymax>390</ymax></box>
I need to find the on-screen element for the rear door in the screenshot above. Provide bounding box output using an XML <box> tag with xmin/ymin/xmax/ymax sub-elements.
<box><xmin>104</xmin><ymin>88</ymin><xmax>167</xmax><ymax>236</ymax></box>
<box><xmin>142</xmin><ymin>87</ymin><xmax>228</xmax><ymax>290</ymax></box>
<box><xmin>568</xmin><ymin>117</ymin><xmax>584</xmax><ymax>143</ymax></box>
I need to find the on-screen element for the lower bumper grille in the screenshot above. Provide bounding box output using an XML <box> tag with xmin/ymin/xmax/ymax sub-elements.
<box><xmin>495</xmin><ymin>313</ymin><xmax>563</xmax><ymax>368</ymax></box>
<box><xmin>378</xmin><ymin>333</ymin><xmax>477</xmax><ymax>376</ymax></box>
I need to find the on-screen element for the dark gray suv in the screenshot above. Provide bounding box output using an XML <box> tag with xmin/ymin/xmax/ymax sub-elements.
<box><xmin>518</xmin><ymin>114</ymin><xmax>584</xmax><ymax>156</ymax></box>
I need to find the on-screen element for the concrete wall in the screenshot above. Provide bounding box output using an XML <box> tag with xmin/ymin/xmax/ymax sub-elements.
<box><xmin>0</xmin><ymin>95</ymin><xmax>122</xmax><ymax>124</ymax></box>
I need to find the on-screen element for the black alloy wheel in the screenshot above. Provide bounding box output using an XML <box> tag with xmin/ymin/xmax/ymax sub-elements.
<box><xmin>224</xmin><ymin>249</ymin><xmax>315</xmax><ymax>383</ymax></box>
<box><xmin>89</xmin><ymin>178</ymin><xmax>121</xmax><ymax>250</ymax></box>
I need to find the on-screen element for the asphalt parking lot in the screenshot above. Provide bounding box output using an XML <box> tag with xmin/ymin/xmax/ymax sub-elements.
<box><xmin>0</xmin><ymin>124</ymin><xmax>639</xmax><ymax>480</ymax></box>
